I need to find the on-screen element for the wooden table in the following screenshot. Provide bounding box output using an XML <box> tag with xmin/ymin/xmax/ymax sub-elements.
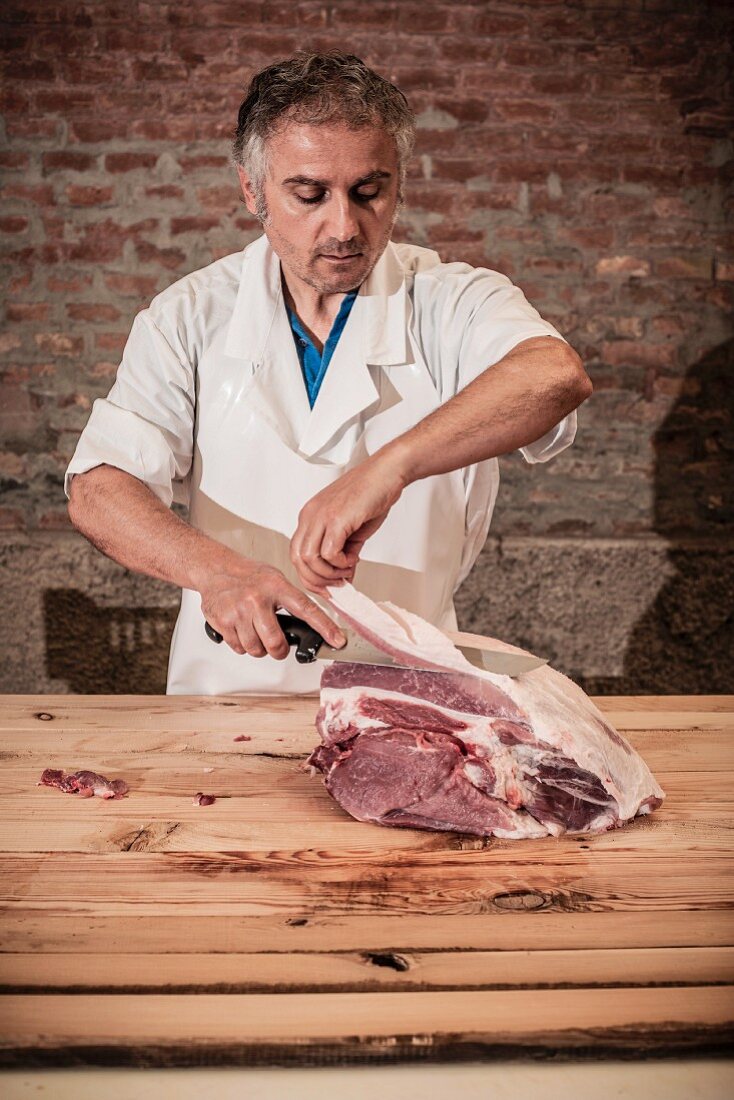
<box><xmin>1</xmin><ymin>694</ymin><xmax>732</xmax><ymax>1065</ymax></box>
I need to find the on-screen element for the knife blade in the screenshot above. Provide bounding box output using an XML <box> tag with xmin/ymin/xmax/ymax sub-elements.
<box><xmin>205</xmin><ymin>614</ymin><xmax>547</xmax><ymax>678</ymax></box>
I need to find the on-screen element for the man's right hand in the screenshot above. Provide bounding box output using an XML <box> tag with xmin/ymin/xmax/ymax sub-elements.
<box><xmin>199</xmin><ymin>560</ymin><xmax>347</xmax><ymax>659</ymax></box>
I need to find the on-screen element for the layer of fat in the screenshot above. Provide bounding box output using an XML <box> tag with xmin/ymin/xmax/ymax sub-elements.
<box><xmin>325</xmin><ymin>583</ymin><xmax>664</xmax><ymax>821</ymax></box>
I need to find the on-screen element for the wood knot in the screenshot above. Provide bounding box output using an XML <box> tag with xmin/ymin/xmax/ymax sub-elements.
<box><xmin>364</xmin><ymin>952</ymin><xmax>410</xmax><ymax>972</ymax></box>
<box><xmin>492</xmin><ymin>890</ymin><xmax>548</xmax><ymax>911</ymax></box>
<box><xmin>35</xmin><ymin>712</ymin><xmax>54</xmax><ymax>721</ymax></box>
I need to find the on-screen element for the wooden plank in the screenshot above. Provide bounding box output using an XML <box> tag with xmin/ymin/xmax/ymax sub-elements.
<box><xmin>1</xmin><ymin>987</ymin><xmax>732</xmax><ymax>1061</ymax></box>
<box><xmin>1</xmin><ymin>694</ymin><xmax>731</xmax><ymax>735</ymax></box>
<box><xmin>2</xmin><ymin>946</ymin><xmax>732</xmax><ymax>992</ymax></box>
<box><xmin>2</xmin><ymin>910</ymin><xmax>730</xmax><ymax>954</ymax></box>
<box><xmin>2</xmin><ymin>852</ymin><xmax>732</xmax><ymax>920</ymax></box>
<box><xmin>1</xmin><ymin>724</ymin><xmax>731</xmax><ymax>778</ymax></box>
<box><xmin>0</xmin><ymin>810</ymin><xmax>730</xmax><ymax>855</ymax></box>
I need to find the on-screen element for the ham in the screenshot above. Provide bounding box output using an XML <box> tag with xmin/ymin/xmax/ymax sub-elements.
<box><xmin>307</xmin><ymin>584</ymin><xmax>664</xmax><ymax>839</ymax></box>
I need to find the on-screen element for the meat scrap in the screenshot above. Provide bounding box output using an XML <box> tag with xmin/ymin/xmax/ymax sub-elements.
<box><xmin>307</xmin><ymin>584</ymin><xmax>665</xmax><ymax>840</ymax></box>
<box><xmin>193</xmin><ymin>792</ymin><xmax>216</xmax><ymax>806</ymax></box>
<box><xmin>39</xmin><ymin>768</ymin><xmax>128</xmax><ymax>800</ymax></box>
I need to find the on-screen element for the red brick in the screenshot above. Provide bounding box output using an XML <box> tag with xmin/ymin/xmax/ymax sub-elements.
<box><xmin>35</xmin><ymin>89</ymin><xmax>96</xmax><ymax>113</ymax></box>
<box><xmin>104</xmin><ymin>273</ymin><xmax>160</xmax><ymax>297</ymax></box>
<box><xmin>596</xmin><ymin>256</ymin><xmax>651</xmax><ymax>278</ymax></box>
<box><xmin>62</xmin><ymin>58</ymin><xmax>128</xmax><ymax>85</ymax></box>
<box><xmin>67</xmin><ymin>304</ymin><xmax>122</xmax><ymax>323</ymax></box>
<box><xmin>66</xmin><ymin>219</ymin><xmax>159</xmax><ymax>264</ymax></box>
<box><xmin>129</xmin><ymin>118</ymin><xmax>204</xmax><ymax>142</ymax></box>
<box><xmin>1</xmin><ymin>183</ymin><xmax>54</xmax><ymax>205</ymax></box>
<box><xmin>94</xmin><ymin>332</ymin><xmax>128</xmax><ymax>353</ymax></box>
<box><xmin>531</xmin><ymin>73</ymin><xmax>593</xmax><ymax>96</ymax></box>
<box><xmin>601</xmin><ymin>341</ymin><xmax>677</xmax><ymax>370</ymax></box>
<box><xmin>555</xmin><ymin>227</ymin><xmax>614</xmax><ymax>250</ymax></box>
<box><xmin>170</xmin><ymin>216</ymin><xmax>223</xmax><ymax>234</ymax></box>
<box><xmin>37</xmin><ymin>510</ymin><xmax>74</xmax><ymax>531</ymax></box>
<box><xmin>431</xmin><ymin>158</ymin><xmax>488</xmax><ymax>184</ymax></box>
<box><xmin>5</xmin><ymin>116</ymin><xmax>61</xmax><ymax>139</ymax></box>
<box><xmin>396</xmin><ymin>5</ymin><xmax>454</xmax><ymax>33</ymax></box>
<box><xmin>145</xmin><ymin>185</ymin><xmax>185</xmax><ymax>199</ymax></box>
<box><xmin>42</xmin><ymin>151</ymin><xmax>96</xmax><ymax>172</ymax></box>
<box><xmin>6</xmin><ymin>303</ymin><xmax>49</xmax><ymax>322</ymax></box>
<box><xmin>502</xmin><ymin>43</ymin><xmax>556</xmax><ymax>68</ymax></box>
<box><xmin>134</xmin><ymin>241</ymin><xmax>186</xmax><ymax>270</ymax></box>
<box><xmin>474</xmin><ymin>11</ymin><xmax>527</xmax><ymax>35</ymax></box>
<box><xmin>132</xmin><ymin>58</ymin><xmax>191</xmax><ymax>82</ymax></box>
<box><xmin>68</xmin><ymin>119</ymin><xmax>132</xmax><ymax>142</ymax></box>
<box><xmin>196</xmin><ymin>185</ymin><xmax>239</xmax><ymax>212</ymax></box>
<box><xmin>0</xmin><ymin>151</ymin><xmax>30</xmax><ymax>170</ymax></box>
<box><xmin>65</xmin><ymin>184</ymin><xmax>115</xmax><ymax>206</ymax></box>
<box><xmin>0</xmin><ymin>216</ymin><xmax>29</xmax><ymax>233</ymax></box>
<box><xmin>0</xmin><ymin>508</ymin><xmax>27</xmax><ymax>531</ymax></box>
<box><xmin>105</xmin><ymin>152</ymin><xmax>159</xmax><ymax>173</ymax></box>
<box><xmin>492</xmin><ymin>100</ymin><xmax>556</xmax><ymax>124</ymax></box>
<box><xmin>87</xmin><ymin>361</ymin><xmax>118</xmax><ymax>380</ymax></box>
<box><xmin>34</xmin><ymin>333</ymin><xmax>84</xmax><ymax>357</ymax></box>
<box><xmin>714</xmin><ymin>259</ymin><xmax>734</xmax><ymax>282</ymax></box>
<box><xmin>47</xmin><ymin>274</ymin><xmax>94</xmax><ymax>294</ymax></box>
<box><xmin>440</xmin><ymin>39</ymin><xmax>496</xmax><ymax>64</ymax></box>
<box><xmin>8</xmin><ymin>272</ymin><xmax>32</xmax><ymax>294</ymax></box>
<box><xmin>493</xmin><ymin>159</ymin><xmax>552</xmax><ymax>184</ymax></box>
<box><xmin>655</xmin><ymin>255</ymin><xmax>713</xmax><ymax>280</ymax></box>
<box><xmin>178</xmin><ymin>155</ymin><xmax>231</xmax><ymax>171</ymax></box>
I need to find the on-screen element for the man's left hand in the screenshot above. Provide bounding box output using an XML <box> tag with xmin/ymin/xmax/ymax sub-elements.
<box><xmin>290</xmin><ymin>450</ymin><xmax>407</xmax><ymax>592</ymax></box>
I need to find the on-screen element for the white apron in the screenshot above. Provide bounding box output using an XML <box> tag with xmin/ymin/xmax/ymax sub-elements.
<box><xmin>166</xmin><ymin>237</ymin><xmax>498</xmax><ymax>694</ymax></box>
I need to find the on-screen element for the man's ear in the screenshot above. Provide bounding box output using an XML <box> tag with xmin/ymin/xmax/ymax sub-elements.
<box><xmin>236</xmin><ymin>166</ymin><xmax>259</xmax><ymax>217</ymax></box>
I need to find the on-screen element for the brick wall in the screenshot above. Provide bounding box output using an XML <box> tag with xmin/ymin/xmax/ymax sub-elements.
<box><xmin>1</xmin><ymin>0</ymin><xmax>732</xmax><ymax>694</ymax></box>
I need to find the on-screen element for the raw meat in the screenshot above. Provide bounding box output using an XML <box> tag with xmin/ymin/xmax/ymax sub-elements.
<box><xmin>38</xmin><ymin>768</ymin><xmax>128</xmax><ymax>800</ymax></box>
<box><xmin>193</xmin><ymin>792</ymin><xmax>216</xmax><ymax>806</ymax></box>
<box><xmin>307</xmin><ymin>584</ymin><xmax>664</xmax><ymax>839</ymax></box>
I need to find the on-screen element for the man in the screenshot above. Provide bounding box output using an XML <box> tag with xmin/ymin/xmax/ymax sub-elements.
<box><xmin>66</xmin><ymin>52</ymin><xmax>592</xmax><ymax>695</ymax></box>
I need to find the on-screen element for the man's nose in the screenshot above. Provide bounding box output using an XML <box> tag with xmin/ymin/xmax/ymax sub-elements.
<box><xmin>328</xmin><ymin>194</ymin><xmax>360</xmax><ymax>243</ymax></box>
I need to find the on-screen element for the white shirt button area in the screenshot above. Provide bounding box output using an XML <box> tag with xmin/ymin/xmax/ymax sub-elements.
<box><xmin>65</xmin><ymin>235</ymin><xmax>576</xmax><ymax>695</ymax></box>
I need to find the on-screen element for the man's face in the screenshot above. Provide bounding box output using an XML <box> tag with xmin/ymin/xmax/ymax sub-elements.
<box><xmin>237</xmin><ymin>120</ymin><xmax>400</xmax><ymax>295</ymax></box>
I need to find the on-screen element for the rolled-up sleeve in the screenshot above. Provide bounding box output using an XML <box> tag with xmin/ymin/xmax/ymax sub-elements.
<box><xmin>64</xmin><ymin>308</ymin><xmax>195</xmax><ymax>507</ymax></box>
<box><xmin>451</xmin><ymin>266</ymin><xmax>577</xmax><ymax>465</ymax></box>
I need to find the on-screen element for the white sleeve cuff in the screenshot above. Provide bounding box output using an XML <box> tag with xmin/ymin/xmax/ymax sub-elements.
<box><xmin>64</xmin><ymin>398</ymin><xmax>181</xmax><ymax>507</ymax></box>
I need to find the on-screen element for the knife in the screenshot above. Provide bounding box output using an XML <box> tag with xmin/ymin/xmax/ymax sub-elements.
<box><xmin>204</xmin><ymin>614</ymin><xmax>547</xmax><ymax>678</ymax></box>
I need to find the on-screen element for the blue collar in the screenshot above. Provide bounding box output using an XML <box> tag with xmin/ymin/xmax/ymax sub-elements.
<box><xmin>286</xmin><ymin>289</ymin><xmax>359</xmax><ymax>408</ymax></box>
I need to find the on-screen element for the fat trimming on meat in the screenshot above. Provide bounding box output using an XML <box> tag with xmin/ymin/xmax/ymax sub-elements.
<box><xmin>307</xmin><ymin>584</ymin><xmax>664</xmax><ymax>839</ymax></box>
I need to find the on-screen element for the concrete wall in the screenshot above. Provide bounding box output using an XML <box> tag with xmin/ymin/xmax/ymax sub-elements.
<box><xmin>1</xmin><ymin>0</ymin><xmax>732</xmax><ymax>694</ymax></box>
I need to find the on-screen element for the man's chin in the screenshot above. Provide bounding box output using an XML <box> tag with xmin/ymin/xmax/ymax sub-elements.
<box><xmin>310</xmin><ymin>256</ymin><xmax>372</xmax><ymax>292</ymax></box>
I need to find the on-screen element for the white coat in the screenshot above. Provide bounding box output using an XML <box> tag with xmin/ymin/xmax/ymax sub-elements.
<box><xmin>65</xmin><ymin>233</ymin><xmax>576</xmax><ymax>694</ymax></box>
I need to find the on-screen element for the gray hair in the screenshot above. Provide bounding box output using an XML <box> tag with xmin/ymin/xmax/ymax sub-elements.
<box><xmin>232</xmin><ymin>52</ymin><xmax>415</xmax><ymax>219</ymax></box>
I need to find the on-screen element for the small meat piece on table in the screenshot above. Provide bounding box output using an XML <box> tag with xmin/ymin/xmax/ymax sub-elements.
<box><xmin>193</xmin><ymin>792</ymin><xmax>216</xmax><ymax>806</ymax></box>
<box><xmin>38</xmin><ymin>768</ymin><xmax>129</xmax><ymax>800</ymax></box>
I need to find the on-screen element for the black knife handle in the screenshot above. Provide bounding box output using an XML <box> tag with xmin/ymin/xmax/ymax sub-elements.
<box><xmin>204</xmin><ymin>613</ymin><xmax>325</xmax><ymax>664</ymax></box>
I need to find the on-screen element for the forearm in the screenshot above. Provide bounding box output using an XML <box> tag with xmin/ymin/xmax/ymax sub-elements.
<box><xmin>382</xmin><ymin>337</ymin><xmax>592</xmax><ymax>485</ymax></box>
<box><xmin>67</xmin><ymin>465</ymin><xmax>239</xmax><ymax>592</ymax></box>
<box><xmin>68</xmin><ymin>465</ymin><xmax>346</xmax><ymax>655</ymax></box>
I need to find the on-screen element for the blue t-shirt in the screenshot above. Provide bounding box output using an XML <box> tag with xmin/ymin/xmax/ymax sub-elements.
<box><xmin>286</xmin><ymin>289</ymin><xmax>358</xmax><ymax>408</ymax></box>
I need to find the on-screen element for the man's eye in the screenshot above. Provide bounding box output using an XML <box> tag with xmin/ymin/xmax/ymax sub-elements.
<box><xmin>296</xmin><ymin>193</ymin><xmax>324</xmax><ymax>205</ymax></box>
<box><xmin>355</xmin><ymin>189</ymin><xmax>379</xmax><ymax>202</ymax></box>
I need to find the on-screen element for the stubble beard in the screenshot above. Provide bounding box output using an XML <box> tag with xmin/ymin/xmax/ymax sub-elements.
<box><xmin>259</xmin><ymin>190</ymin><xmax>399</xmax><ymax>294</ymax></box>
